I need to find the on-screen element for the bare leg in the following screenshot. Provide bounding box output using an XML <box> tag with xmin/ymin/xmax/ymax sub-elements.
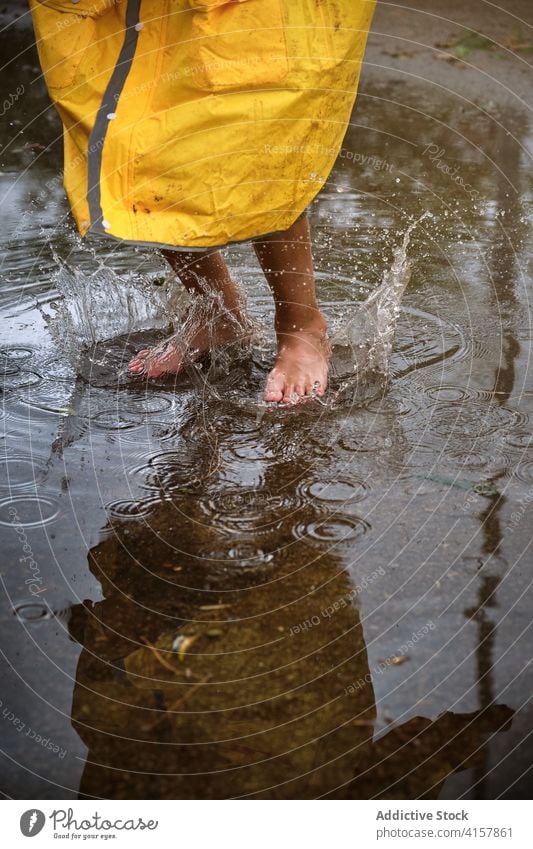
<box><xmin>127</xmin><ymin>249</ymin><xmax>249</xmax><ymax>377</ymax></box>
<box><xmin>253</xmin><ymin>215</ymin><xmax>330</xmax><ymax>403</ymax></box>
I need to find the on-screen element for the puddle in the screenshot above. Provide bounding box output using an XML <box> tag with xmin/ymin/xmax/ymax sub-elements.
<box><xmin>0</xmin><ymin>22</ymin><xmax>532</xmax><ymax>800</ymax></box>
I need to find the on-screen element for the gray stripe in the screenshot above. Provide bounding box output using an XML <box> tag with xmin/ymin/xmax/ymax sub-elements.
<box><xmin>87</xmin><ymin>0</ymin><xmax>141</xmax><ymax>233</ymax></box>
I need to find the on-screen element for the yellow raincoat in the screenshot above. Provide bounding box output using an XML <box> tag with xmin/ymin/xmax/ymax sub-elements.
<box><xmin>30</xmin><ymin>0</ymin><xmax>375</xmax><ymax>249</ymax></box>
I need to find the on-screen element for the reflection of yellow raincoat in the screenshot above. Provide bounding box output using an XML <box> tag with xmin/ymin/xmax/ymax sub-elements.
<box><xmin>30</xmin><ymin>0</ymin><xmax>375</xmax><ymax>249</ymax></box>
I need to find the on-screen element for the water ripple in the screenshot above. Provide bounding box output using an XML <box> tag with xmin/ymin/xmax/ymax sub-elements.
<box><xmin>0</xmin><ymin>454</ymin><xmax>48</xmax><ymax>489</ymax></box>
<box><xmin>426</xmin><ymin>402</ymin><xmax>525</xmax><ymax>439</ymax></box>
<box><xmin>298</xmin><ymin>478</ymin><xmax>370</xmax><ymax>505</ymax></box>
<box><xmin>0</xmin><ymin>494</ymin><xmax>60</xmax><ymax>527</ymax></box>
<box><xmin>105</xmin><ymin>498</ymin><xmax>160</xmax><ymax>520</ymax></box>
<box><xmin>293</xmin><ymin>515</ymin><xmax>371</xmax><ymax>545</ymax></box>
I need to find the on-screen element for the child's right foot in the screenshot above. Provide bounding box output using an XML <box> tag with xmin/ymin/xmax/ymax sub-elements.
<box><xmin>128</xmin><ymin>309</ymin><xmax>251</xmax><ymax>378</ymax></box>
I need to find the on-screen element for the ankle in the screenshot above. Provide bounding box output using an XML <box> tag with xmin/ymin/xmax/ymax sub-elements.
<box><xmin>275</xmin><ymin>312</ymin><xmax>328</xmax><ymax>340</ymax></box>
<box><xmin>225</xmin><ymin>301</ymin><xmax>252</xmax><ymax>331</ymax></box>
<box><xmin>191</xmin><ymin>289</ymin><xmax>248</xmax><ymax>326</ymax></box>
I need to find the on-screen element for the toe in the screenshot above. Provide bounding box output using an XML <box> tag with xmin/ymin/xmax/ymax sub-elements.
<box><xmin>127</xmin><ymin>349</ymin><xmax>150</xmax><ymax>374</ymax></box>
<box><xmin>264</xmin><ymin>388</ymin><xmax>283</xmax><ymax>402</ymax></box>
<box><xmin>282</xmin><ymin>384</ymin><xmax>296</xmax><ymax>404</ymax></box>
<box><xmin>264</xmin><ymin>369</ymin><xmax>286</xmax><ymax>403</ymax></box>
<box><xmin>318</xmin><ymin>375</ymin><xmax>328</xmax><ymax>395</ymax></box>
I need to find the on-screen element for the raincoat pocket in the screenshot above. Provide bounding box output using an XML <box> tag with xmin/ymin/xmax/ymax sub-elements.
<box><xmin>188</xmin><ymin>0</ymin><xmax>289</xmax><ymax>92</ymax></box>
<box><xmin>30</xmin><ymin>0</ymin><xmax>112</xmax><ymax>92</ymax></box>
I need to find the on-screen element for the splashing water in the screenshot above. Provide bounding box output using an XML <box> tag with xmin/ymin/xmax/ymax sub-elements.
<box><xmin>42</xmin><ymin>254</ymin><xmax>187</xmax><ymax>372</ymax></box>
<box><xmin>326</xmin><ymin>212</ymin><xmax>431</xmax><ymax>407</ymax></box>
<box><xmin>42</xmin><ymin>214</ymin><xmax>429</xmax><ymax>405</ymax></box>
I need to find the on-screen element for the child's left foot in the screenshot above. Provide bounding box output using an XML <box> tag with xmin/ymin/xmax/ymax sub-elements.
<box><xmin>263</xmin><ymin>321</ymin><xmax>330</xmax><ymax>403</ymax></box>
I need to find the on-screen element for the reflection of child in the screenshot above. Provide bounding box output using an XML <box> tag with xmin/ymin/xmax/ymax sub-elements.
<box><xmin>30</xmin><ymin>0</ymin><xmax>375</xmax><ymax>402</ymax></box>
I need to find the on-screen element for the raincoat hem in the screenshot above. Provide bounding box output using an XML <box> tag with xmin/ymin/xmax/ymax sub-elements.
<box><xmin>88</xmin><ymin>206</ymin><xmax>310</xmax><ymax>252</ymax></box>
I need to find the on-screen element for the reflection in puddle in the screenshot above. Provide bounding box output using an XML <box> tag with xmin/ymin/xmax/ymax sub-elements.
<box><xmin>67</xmin><ymin>476</ymin><xmax>513</xmax><ymax>799</ymax></box>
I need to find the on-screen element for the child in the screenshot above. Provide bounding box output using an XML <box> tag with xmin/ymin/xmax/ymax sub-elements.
<box><xmin>30</xmin><ymin>0</ymin><xmax>375</xmax><ymax>402</ymax></box>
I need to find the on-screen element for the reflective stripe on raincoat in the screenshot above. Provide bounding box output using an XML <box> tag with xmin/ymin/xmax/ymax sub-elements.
<box><xmin>29</xmin><ymin>0</ymin><xmax>376</xmax><ymax>249</ymax></box>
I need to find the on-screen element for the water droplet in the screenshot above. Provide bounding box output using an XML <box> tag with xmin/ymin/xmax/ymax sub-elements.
<box><xmin>119</xmin><ymin>394</ymin><xmax>173</xmax><ymax>415</ymax></box>
<box><xmin>425</xmin><ymin>385</ymin><xmax>473</xmax><ymax>403</ymax></box>
<box><xmin>2</xmin><ymin>371</ymin><xmax>43</xmax><ymax>390</ymax></box>
<box><xmin>505</xmin><ymin>432</ymin><xmax>533</xmax><ymax>452</ymax></box>
<box><xmin>0</xmin><ymin>495</ymin><xmax>60</xmax><ymax>527</ymax></box>
<box><xmin>514</xmin><ymin>461</ymin><xmax>533</xmax><ymax>486</ymax></box>
<box><xmin>13</xmin><ymin>601</ymin><xmax>52</xmax><ymax>622</ymax></box>
<box><xmin>0</xmin><ymin>455</ymin><xmax>47</xmax><ymax>489</ymax></box>
<box><xmin>299</xmin><ymin>478</ymin><xmax>370</xmax><ymax>504</ymax></box>
<box><xmin>91</xmin><ymin>410</ymin><xmax>144</xmax><ymax>430</ymax></box>
<box><xmin>106</xmin><ymin>498</ymin><xmax>158</xmax><ymax>520</ymax></box>
<box><xmin>293</xmin><ymin>515</ymin><xmax>370</xmax><ymax>545</ymax></box>
<box><xmin>0</xmin><ymin>347</ymin><xmax>33</xmax><ymax>364</ymax></box>
<box><xmin>338</xmin><ymin>432</ymin><xmax>388</xmax><ymax>453</ymax></box>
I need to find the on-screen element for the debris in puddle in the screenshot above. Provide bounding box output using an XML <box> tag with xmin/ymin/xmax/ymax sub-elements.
<box><xmin>422</xmin><ymin>474</ymin><xmax>499</xmax><ymax>496</ymax></box>
<box><xmin>171</xmin><ymin>634</ymin><xmax>198</xmax><ymax>660</ymax></box>
<box><xmin>378</xmin><ymin>655</ymin><xmax>410</xmax><ymax>666</ymax></box>
<box><xmin>161</xmin><ymin>562</ymin><xmax>182</xmax><ymax>571</ymax></box>
<box><xmin>435</xmin><ymin>31</ymin><xmax>495</xmax><ymax>59</ymax></box>
<box><xmin>140</xmin><ymin>637</ymin><xmax>175</xmax><ymax>673</ymax></box>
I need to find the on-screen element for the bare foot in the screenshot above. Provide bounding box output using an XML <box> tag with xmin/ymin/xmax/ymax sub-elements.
<box><xmin>263</xmin><ymin>321</ymin><xmax>330</xmax><ymax>403</ymax></box>
<box><xmin>128</xmin><ymin>309</ymin><xmax>250</xmax><ymax>378</ymax></box>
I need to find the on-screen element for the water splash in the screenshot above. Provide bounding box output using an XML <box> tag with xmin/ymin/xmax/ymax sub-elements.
<box><xmin>327</xmin><ymin>213</ymin><xmax>431</xmax><ymax>407</ymax></box>
<box><xmin>41</xmin><ymin>214</ymin><xmax>429</xmax><ymax>406</ymax></box>
<box><xmin>41</xmin><ymin>251</ymin><xmax>187</xmax><ymax>371</ymax></box>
